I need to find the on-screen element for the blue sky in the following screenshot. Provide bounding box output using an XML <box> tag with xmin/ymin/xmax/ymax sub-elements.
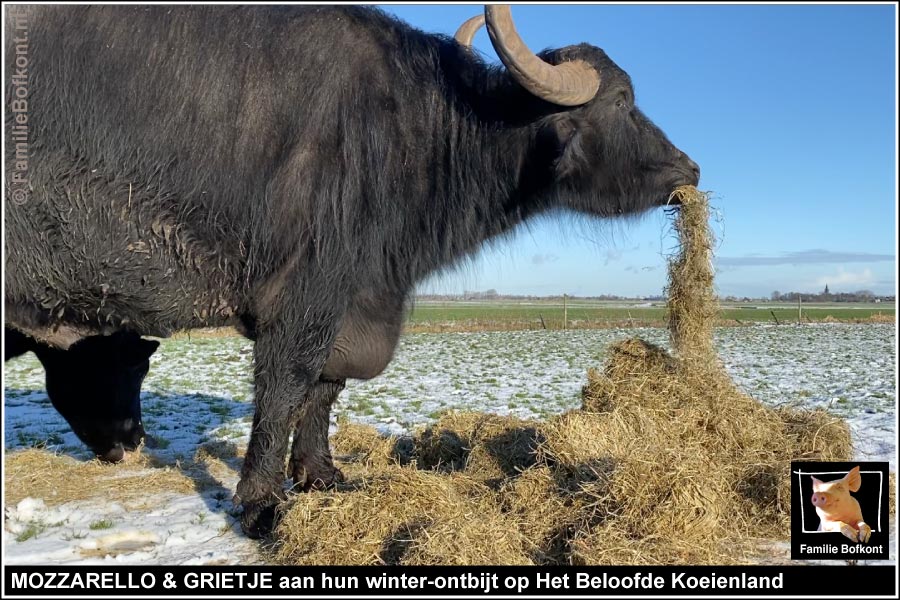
<box><xmin>380</xmin><ymin>3</ymin><xmax>897</xmax><ymax>298</ymax></box>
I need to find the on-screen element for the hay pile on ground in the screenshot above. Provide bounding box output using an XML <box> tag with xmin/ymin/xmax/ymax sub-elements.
<box><xmin>278</xmin><ymin>187</ymin><xmax>849</xmax><ymax>564</ymax></box>
<box><xmin>274</xmin><ymin>467</ymin><xmax>532</xmax><ymax>565</ymax></box>
<box><xmin>4</xmin><ymin>438</ymin><xmax>246</xmax><ymax>510</ymax></box>
<box><xmin>3</xmin><ymin>448</ymin><xmax>212</xmax><ymax>508</ymax></box>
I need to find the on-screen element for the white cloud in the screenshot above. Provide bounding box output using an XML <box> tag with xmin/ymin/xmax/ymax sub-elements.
<box><xmin>814</xmin><ymin>267</ymin><xmax>875</xmax><ymax>290</ymax></box>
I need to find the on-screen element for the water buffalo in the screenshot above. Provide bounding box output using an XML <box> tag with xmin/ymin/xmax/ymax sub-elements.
<box><xmin>5</xmin><ymin>5</ymin><xmax>699</xmax><ymax>537</ymax></box>
<box><xmin>4</xmin><ymin>327</ymin><xmax>158</xmax><ymax>462</ymax></box>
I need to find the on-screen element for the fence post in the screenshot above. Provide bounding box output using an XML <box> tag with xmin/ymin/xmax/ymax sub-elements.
<box><xmin>563</xmin><ymin>294</ymin><xmax>568</xmax><ymax>331</ymax></box>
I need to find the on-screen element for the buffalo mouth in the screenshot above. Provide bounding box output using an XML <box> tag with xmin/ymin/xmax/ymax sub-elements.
<box><xmin>656</xmin><ymin>187</ymin><xmax>685</xmax><ymax>208</ymax></box>
<box><xmin>658</xmin><ymin>173</ymin><xmax>700</xmax><ymax>207</ymax></box>
<box><xmin>95</xmin><ymin>443</ymin><xmax>126</xmax><ymax>463</ymax></box>
<box><xmin>78</xmin><ymin>423</ymin><xmax>145</xmax><ymax>463</ymax></box>
<box><xmin>654</xmin><ymin>192</ymin><xmax>684</xmax><ymax>211</ymax></box>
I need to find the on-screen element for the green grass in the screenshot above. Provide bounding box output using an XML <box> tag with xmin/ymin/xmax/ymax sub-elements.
<box><xmin>16</xmin><ymin>521</ymin><xmax>47</xmax><ymax>542</ymax></box>
<box><xmin>14</xmin><ymin>431</ymin><xmax>63</xmax><ymax>449</ymax></box>
<box><xmin>406</xmin><ymin>300</ymin><xmax>894</xmax><ymax>329</ymax></box>
<box><xmin>151</xmin><ymin>300</ymin><xmax>893</xmax><ymax>340</ymax></box>
<box><xmin>408</xmin><ymin>303</ymin><xmax>666</xmax><ymax>324</ymax></box>
<box><xmin>88</xmin><ymin>519</ymin><xmax>115</xmax><ymax>530</ymax></box>
<box><xmin>209</xmin><ymin>405</ymin><xmax>231</xmax><ymax>416</ymax></box>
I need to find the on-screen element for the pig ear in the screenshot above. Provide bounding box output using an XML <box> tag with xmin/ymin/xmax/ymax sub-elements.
<box><xmin>845</xmin><ymin>466</ymin><xmax>861</xmax><ymax>492</ymax></box>
<box><xmin>811</xmin><ymin>476</ymin><xmax>823</xmax><ymax>489</ymax></box>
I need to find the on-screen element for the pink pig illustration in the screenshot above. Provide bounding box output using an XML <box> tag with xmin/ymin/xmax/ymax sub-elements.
<box><xmin>810</xmin><ymin>466</ymin><xmax>871</xmax><ymax>543</ymax></box>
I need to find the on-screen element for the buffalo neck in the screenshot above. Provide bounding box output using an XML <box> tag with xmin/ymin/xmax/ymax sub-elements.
<box><xmin>371</xmin><ymin>46</ymin><xmax>554</xmax><ymax>292</ymax></box>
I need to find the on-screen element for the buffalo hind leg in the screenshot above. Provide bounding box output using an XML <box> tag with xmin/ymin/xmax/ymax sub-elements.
<box><xmin>289</xmin><ymin>378</ymin><xmax>346</xmax><ymax>491</ymax></box>
<box><xmin>234</xmin><ymin>319</ymin><xmax>337</xmax><ymax>539</ymax></box>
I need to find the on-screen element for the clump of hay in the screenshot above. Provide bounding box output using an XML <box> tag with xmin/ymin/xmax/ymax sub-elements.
<box><xmin>273</xmin><ymin>467</ymin><xmax>532</xmax><ymax>565</ymax></box>
<box><xmin>4</xmin><ymin>448</ymin><xmax>209</xmax><ymax>508</ymax></box>
<box><xmin>193</xmin><ymin>440</ymin><xmax>244</xmax><ymax>487</ymax></box>
<box><xmin>414</xmin><ymin>411</ymin><xmax>543</xmax><ymax>483</ymax></box>
<box><xmin>866</xmin><ymin>313</ymin><xmax>894</xmax><ymax>324</ymax></box>
<box><xmin>330</xmin><ymin>420</ymin><xmax>412</xmax><ymax>470</ymax></box>
<box><xmin>273</xmin><ymin>186</ymin><xmax>857</xmax><ymax>565</ymax></box>
<box><xmin>666</xmin><ymin>186</ymin><xmax>718</xmax><ymax>365</ymax></box>
<box><xmin>890</xmin><ymin>472</ymin><xmax>897</xmax><ymax>515</ymax></box>
<box><xmin>195</xmin><ymin>439</ymin><xmax>240</xmax><ymax>461</ymax></box>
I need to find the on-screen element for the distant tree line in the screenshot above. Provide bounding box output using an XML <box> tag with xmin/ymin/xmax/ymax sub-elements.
<box><xmin>416</xmin><ymin>290</ymin><xmax>667</xmax><ymax>302</ymax></box>
<box><xmin>415</xmin><ymin>289</ymin><xmax>893</xmax><ymax>303</ymax></box>
<box><xmin>768</xmin><ymin>289</ymin><xmax>893</xmax><ymax>303</ymax></box>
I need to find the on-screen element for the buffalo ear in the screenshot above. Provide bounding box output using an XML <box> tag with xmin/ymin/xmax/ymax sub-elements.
<box><xmin>121</xmin><ymin>339</ymin><xmax>160</xmax><ymax>366</ymax></box>
<box><xmin>538</xmin><ymin>114</ymin><xmax>583</xmax><ymax>178</ymax></box>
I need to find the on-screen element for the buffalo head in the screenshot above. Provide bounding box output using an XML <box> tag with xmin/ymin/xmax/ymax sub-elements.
<box><xmin>457</xmin><ymin>6</ymin><xmax>700</xmax><ymax>217</ymax></box>
<box><xmin>34</xmin><ymin>332</ymin><xmax>159</xmax><ymax>462</ymax></box>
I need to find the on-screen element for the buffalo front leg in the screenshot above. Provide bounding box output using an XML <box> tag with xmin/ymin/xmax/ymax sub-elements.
<box><xmin>289</xmin><ymin>378</ymin><xmax>346</xmax><ymax>491</ymax></box>
<box><xmin>235</xmin><ymin>321</ymin><xmax>335</xmax><ymax>539</ymax></box>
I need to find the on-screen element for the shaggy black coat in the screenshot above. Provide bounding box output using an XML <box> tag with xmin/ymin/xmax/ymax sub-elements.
<box><xmin>4</xmin><ymin>5</ymin><xmax>699</xmax><ymax>536</ymax></box>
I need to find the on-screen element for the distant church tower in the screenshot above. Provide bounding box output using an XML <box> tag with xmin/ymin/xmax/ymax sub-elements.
<box><xmin>824</xmin><ymin>283</ymin><xmax>830</xmax><ymax>295</ymax></box>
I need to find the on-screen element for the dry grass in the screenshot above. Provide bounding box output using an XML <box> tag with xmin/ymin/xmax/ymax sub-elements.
<box><xmin>272</xmin><ymin>187</ymin><xmax>859</xmax><ymax>565</ymax></box>
<box><xmin>4</xmin><ymin>437</ymin><xmax>243</xmax><ymax>510</ymax></box>
<box><xmin>5</xmin><ymin>188</ymin><xmax>866</xmax><ymax>565</ymax></box>
<box><xmin>4</xmin><ymin>448</ymin><xmax>214</xmax><ymax>509</ymax></box>
<box><xmin>666</xmin><ymin>187</ymin><xmax>718</xmax><ymax>364</ymax></box>
<box><xmin>330</xmin><ymin>419</ymin><xmax>412</xmax><ymax>470</ymax></box>
<box><xmin>273</xmin><ymin>467</ymin><xmax>532</xmax><ymax>565</ymax></box>
<box><xmin>169</xmin><ymin>327</ymin><xmax>242</xmax><ymax>340</ymax></box>
<box><xmin>863</xmin><ymin>313</ymin><xmax>895</xmax><ymax>324</ymax></box>
<box><xmin>413</xmin><ymin>412</ymin><xmax>543</xmax><ymax>483</ymax></box>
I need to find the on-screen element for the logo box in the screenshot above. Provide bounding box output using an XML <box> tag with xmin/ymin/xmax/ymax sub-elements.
<box><xmin>790</xmin><ymin>461</ymin><xmax>889</xmax><ymax>560</ymax></box>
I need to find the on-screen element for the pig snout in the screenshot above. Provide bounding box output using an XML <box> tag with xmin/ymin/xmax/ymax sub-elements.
<box><xmin>811</xmin><ymin>492</ymin><xmax>829</xmax><ymax>508</ymax></box>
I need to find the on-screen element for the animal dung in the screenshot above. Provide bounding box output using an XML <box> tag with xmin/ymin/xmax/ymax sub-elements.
<box><xmin>272</xmin><ymin>186</ymin><xmax>853</xmax><ymax>565</ymax></box>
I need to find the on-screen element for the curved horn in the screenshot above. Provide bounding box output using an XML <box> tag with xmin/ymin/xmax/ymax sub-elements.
<box><xmin>454</xmin><ymin>14</ymin><xmax>485</xmax><ymax>47</ymax></box>
<box><xmin>484</xmin><ymin>5</ymin><xmax>600</xmax><ymax>106</ymax></box>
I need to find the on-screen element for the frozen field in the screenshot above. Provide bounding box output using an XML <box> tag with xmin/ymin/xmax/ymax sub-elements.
<box><xmin>3</xmin><ymin>323</ymin><xmax>896</xmax><ymax>564</ymax></box>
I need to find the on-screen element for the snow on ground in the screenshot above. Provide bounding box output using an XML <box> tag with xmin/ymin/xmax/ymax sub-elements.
<box><xmin>3</xmin><ymin>323</ymin><xmax>896</xmax><ymax>564</ymax></box>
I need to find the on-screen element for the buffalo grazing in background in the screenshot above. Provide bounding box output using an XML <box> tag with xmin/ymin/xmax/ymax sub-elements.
<box><xmin>4</xmin><ymin>328</ymin><xmax>158</xmax><ymax>462</ymax></box>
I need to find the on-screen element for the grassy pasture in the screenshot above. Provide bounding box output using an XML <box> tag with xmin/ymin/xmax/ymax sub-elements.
<box><xmin>405</xmin><ymin>300</ymin><xmax>894</xmax><ymax>331</ymax></box>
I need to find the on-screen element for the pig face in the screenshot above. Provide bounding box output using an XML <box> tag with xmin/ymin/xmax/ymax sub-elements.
<box><xmin>810</xmin><ymin>466</ymin><xmax>862</xmax><ymax>511</ymax></box>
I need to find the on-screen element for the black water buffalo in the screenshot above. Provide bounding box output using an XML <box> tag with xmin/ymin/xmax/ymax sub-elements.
<box><xmin>5</xmin><ymin>5</ymin><xmax>699</xmax><ymax>537</ymax></box>
<box><xmin>4</xmin><ymin>327</ymin><xmax>158</xmax><ymax>462</ymax></box>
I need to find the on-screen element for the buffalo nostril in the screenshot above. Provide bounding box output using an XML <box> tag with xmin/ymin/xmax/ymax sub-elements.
<box><xmin>687</xmin><ymin>158</ymin><xmax>700</xmax><ymax>181</ymax></box>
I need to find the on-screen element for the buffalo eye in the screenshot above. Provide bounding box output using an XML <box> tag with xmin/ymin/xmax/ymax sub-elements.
<box><xmin>615</xmin><ymin>98</ymin><xmax>627</xmax><ymax>110</ymax></box>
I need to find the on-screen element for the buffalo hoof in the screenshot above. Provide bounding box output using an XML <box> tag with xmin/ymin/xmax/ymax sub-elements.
<box><xmin>239</xmin><ymin>501</ymin><xmax>278</xmax><ymax>539</ymax></box>
<box><xmin>292</xmin><ymin>461</ymin><xmax>345</xmax><ymax>492</ymax></box>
